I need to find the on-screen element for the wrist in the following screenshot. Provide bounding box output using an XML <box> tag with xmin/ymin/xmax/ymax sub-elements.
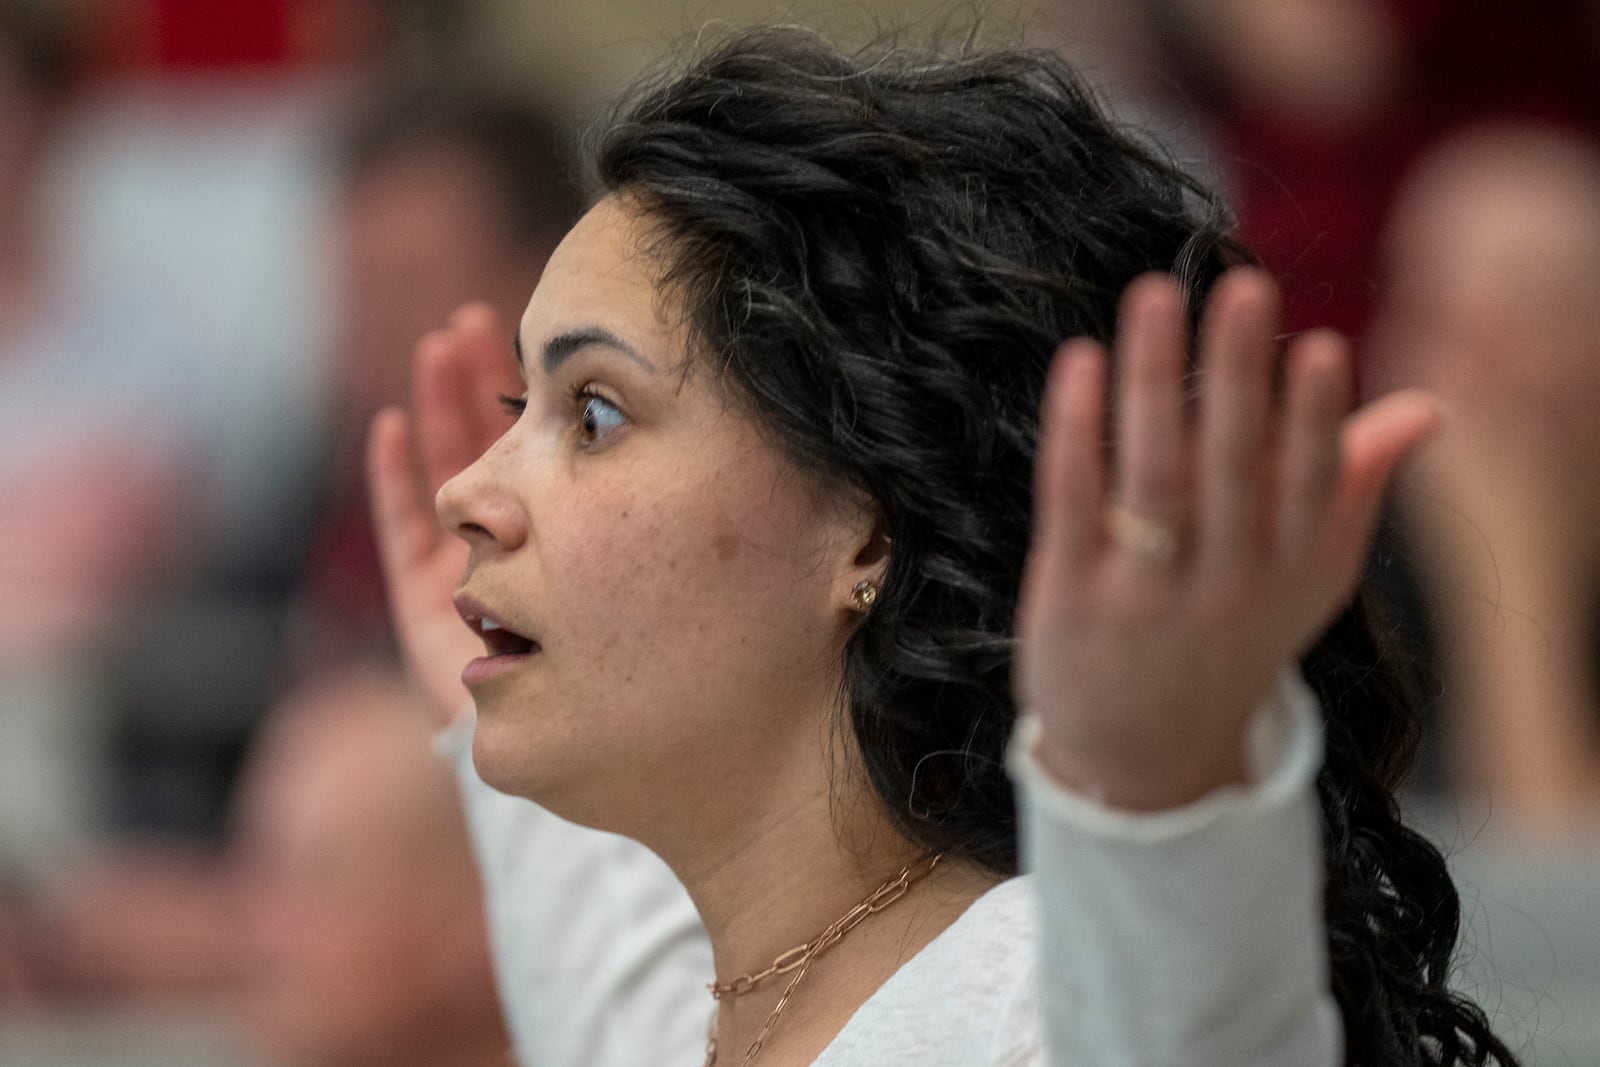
<box><xmin>1030</xmin><ymin>724</ymin><xmax>1252</xmax><ymax>813</ymax></box>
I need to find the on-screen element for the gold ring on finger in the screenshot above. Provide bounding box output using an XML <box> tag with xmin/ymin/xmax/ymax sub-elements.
<box><xmin>1106</xmin><ymin>504</ymin><xmax>1182</xmax><ymax>565</ymax></box>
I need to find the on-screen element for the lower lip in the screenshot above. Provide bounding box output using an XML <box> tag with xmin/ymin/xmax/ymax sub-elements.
<box><xmin>461</xmin><ymin>650</ymin><xmax>539</xmax><ymax>686</ymax></box>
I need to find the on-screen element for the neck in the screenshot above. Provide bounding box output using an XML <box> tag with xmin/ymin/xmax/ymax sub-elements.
<box><xmin>648</xmin><ymin>725</ymin><xmax>999</xmax><ymax>1064</ymax></box>
<box><xmin>688</xmin><ymin>773</ymin><xmax>921</xmax><ymax>979</ymax></box>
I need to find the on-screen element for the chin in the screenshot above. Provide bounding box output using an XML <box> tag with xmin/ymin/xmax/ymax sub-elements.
<box><xmin>469</xmin><ymin>710</ymin><xmax>691</xmax><ymax>843</ymax></box>
<box><xmin>468</xmin><ymin>711</ymin><xmax>600</xmax><ymax>819</ymax></box>
<box><xmin>469</xmin><ymin>713</ymin><xmax>551</xmax><ymax>796</ymax></box>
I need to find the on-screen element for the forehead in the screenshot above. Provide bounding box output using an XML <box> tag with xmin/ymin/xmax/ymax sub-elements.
<box><xmin>519</xmin><ymin>195</ymin><xmax>680</xmax><ymax>360</ymax></box>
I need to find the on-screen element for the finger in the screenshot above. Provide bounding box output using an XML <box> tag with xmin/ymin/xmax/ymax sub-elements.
<box><xmin>1275</xmin><ymin>330</ymin><xmax>1351</xmax><ymax>560</ymax></box>
<box><xmin>448</xmin><ymin>302</ymin><xmax>523</xmax><ymax>432</ymax></box>
<box><xmin>1035</xmin><ymin>340</ymin><xmax>1109</xmax><ymax>570</ymax></box>
<box><xmin>1320</xmin><ymin>388</ymin><xmax>1442</xmax><ymax>585</ymax></box>
<box><xmin>367</xmin><ymin>407</ymin><xmax>438</xmax><ymax>580</ymax></box>
<box><xmin>1196</xmin><ymin>269</ymin><xmax>1279</xmax><ymax>568</ymax></box>
<box><xmin>414</xmin><ymin>328</ymin><xmax>490</xmax><ymax>495</ymax></box>
<box><xmin>1114</xmin><ymin>275</ymin><xmax>1189</xmax><ymax>526</ymax></box>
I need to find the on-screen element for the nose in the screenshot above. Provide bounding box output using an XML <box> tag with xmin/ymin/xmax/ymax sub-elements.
<box><xmin>436</xmin><ymin>441</ymin><xmax>529</xmax><ymax>552</ymax></box>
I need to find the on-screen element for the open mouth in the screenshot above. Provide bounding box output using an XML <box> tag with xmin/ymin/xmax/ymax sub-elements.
<box><xmin>478</xmin><ymin>617</ymin><xmax>540</xmax><ymax>658</ymax></box>
<box><xmin>454</xmin><ymin>596</ymin><xmax>542</xmax><ymax>684</ymax></box>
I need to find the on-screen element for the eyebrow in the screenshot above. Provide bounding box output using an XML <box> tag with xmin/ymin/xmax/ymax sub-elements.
<box><xmin>513</xmin><ymin>327</ymin><xmax>657</xmax><ymax>376</ymax></box>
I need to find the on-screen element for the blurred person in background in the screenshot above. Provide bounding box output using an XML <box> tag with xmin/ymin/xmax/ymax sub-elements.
<box><xmin>1366</xmin><ymin>127</ymin><xmax>1600</xmax><ymax>830</ymax></box>
<box><xmin>3</xmin><ymin>664</ymin><xmax>509</xmax><ymax>1067</ymax></box>
<box><xmin>1053</xmin><ymin>0</ymin><xmax>1600</xmax><ymax>337</ymax></box>
<box><xmin>1359</xmin><ymin>129</ymin><xmax>1600</xmax><ymax>1061</ymax></box>
<box><xmin>231</xmin><ymin>666</ymin><xmax>508</xmax><ymax>1067</ymax></box>
<box><xmin>0</xmin><ymin>0</ymin><xmax>544</xmax><ymax>856</ymax></box>
<box><xmin>68</xmin><ymin>0</ymin><xmax>392</xmax><ymax>845</ymax></box>
<box><xmin>0</xmin><ymin>0</ymin><xmax>195</xmax><ymax>871</ymax></box>
<box><xmin>290</xmin><ymin>85</ymin><xmax>581</xmax><ymax>659</ymax></box>
<box><xmin>0</xmin><ymin>57</ymin><xmax>577</xmax><ymax>1061</ymax></box>
<box><xmin>0</xmin><ymin>0</ymin><xmax>360</xmax><ymax>878</ymax></box>
<box><xmin>91</xmin><ymin>63</ymin><xmax>583</xmax><ymax>844</ymax></box>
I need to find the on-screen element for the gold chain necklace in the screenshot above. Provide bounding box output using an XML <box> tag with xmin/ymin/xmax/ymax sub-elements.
<box><xmin>703</xmin><ymin>853</ymin><xmax>943</xmax><ymax>1067</ymax></box>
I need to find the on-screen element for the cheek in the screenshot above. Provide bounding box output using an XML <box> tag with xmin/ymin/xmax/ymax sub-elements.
<box><xmin>544</xmin><ymin>470</ymin><xmax>834</xmax><ymax>697</ymax></box>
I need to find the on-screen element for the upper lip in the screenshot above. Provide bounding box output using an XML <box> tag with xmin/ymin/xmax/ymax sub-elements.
<box><xmin>453</xmin><ymin>592</ymin><xmax>536</xmax><ymax>642</ymax></box>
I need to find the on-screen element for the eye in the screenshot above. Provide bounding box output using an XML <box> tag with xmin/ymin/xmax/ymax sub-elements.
<box><xmin>574</xmin><ymin>387</ymin><xmax>627</xmax><ymax>446</ymax></box>
<box><xmin>498</xmin><ymin>392</ymin><xmax>528</xmax><ymax>416</ymax></box>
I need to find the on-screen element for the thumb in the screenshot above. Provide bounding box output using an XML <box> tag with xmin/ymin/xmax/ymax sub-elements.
<box><xmin>1323</xmin><ymin>388</ymin><xmax>1441</xmax><ymax>581</ymax></box>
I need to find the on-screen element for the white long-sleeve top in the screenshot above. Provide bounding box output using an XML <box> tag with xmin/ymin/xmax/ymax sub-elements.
<box><xmin>441</xmin><ymin>670</ymin><xmax>1339</xmax><ymax>1066</ymax></box>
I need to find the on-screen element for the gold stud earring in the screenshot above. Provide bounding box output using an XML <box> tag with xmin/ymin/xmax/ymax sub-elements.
<box><xmin>850</xmin><ymin>580</ymin><xmax>878</xmax><ymax>611</ymax></box>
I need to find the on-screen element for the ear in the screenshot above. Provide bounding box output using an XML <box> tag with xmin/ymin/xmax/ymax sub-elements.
<box><xmin>833</xmin><ymin>507</ymin><xmax>891</xmax><ymax>615</ymax></box>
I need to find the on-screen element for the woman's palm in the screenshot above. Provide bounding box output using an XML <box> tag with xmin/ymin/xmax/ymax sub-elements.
<box><xmin>367</xmin><ymin>305</ymin><xmax>521</xmax><ymax>728</ymax></box>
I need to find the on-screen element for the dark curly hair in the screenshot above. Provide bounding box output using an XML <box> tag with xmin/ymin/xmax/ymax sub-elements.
<box><xmin>589</xmin><ymin>26</ymin><xmax>1519</xmax><ymax>1067</ymax></box>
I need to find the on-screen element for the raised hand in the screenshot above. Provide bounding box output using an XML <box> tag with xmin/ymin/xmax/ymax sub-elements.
<box><xmin>1015</xmin><ymin>269</ymin><xmax>1439</xmax><ymax>811</ymax></box>
<box><xmin>367</xmin><ymin>304</ymin><xmax>522</xmax><ymax>728</ymax></box>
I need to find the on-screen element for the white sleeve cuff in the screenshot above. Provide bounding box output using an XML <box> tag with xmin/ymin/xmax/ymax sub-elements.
<box><xmin>1006</xmin><ymin>667</ymin><xmax>1323</xmax><ymax>843</ymax></box>
<box><xmin>1013</xmin><ymin>666</ymin><xmax>1341</xmax><ymax>1064</ymax></box>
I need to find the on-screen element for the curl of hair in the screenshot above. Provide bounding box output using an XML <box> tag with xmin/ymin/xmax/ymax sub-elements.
<box><xmin>591</xmin><ymin>27</ymin><xmax>1519</xmax><ymax>1066</ymax></box>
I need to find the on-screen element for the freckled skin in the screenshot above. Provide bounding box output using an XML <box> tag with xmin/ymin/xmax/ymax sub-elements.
<box><xmin>436</xmin><ymin>198</ymin><xmax>876</xmax><ymax>848</ymax></box>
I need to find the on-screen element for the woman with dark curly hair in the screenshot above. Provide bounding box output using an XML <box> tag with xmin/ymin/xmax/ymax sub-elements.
<box><xmin>367</xmin><ymin>27</ymin><xmax>1519</xmax><ymax>1067</ymax></box>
